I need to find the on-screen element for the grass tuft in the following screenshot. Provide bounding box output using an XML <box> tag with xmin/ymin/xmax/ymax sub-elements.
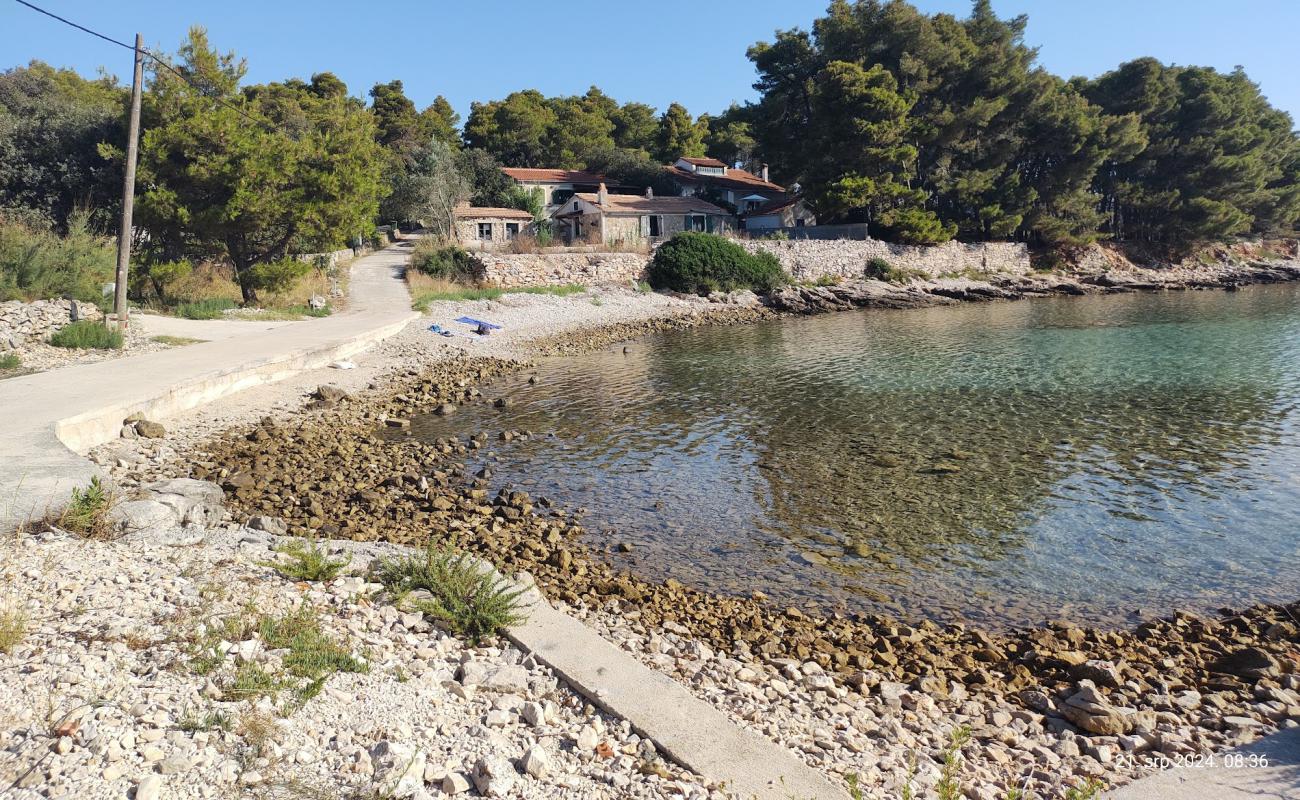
<box><xmin>49</xmin><ymin>320</ymin><xmax>122</xmax><ymax>350</ymax></box>
<box><xmin>151</xmin><ymin>335</ymin><xmax>205</xmax><ymax>346</ymax></box>
<box><xmin>0</xmin><ymin>606</ymin><xmax>28</xmax><ymax>655</ymax></box>
<box><xmin>179</xmin><ymin>708</ymin><xmax>232</xmax><ymax>733</ymax></box>
<box><xmin>373</xmin><ymin>545</ymin><xmax>526</xmax><ymax>646</ymax></box>
<box><xmin>176</xmin><ymin>298</ymin><xmax>237</xmax><ymax>320</ymax></box>
<box><xmin>58</xmin><ymin>476</ymin><xmax>113</xmax><ymax>537</ymax></box>
<box><xmin>260</xmin><ymin>538</ymin><xmax>351</xmax><ymax>582</ymax></box>
<box><xmin>258</xmin><ymin>605</ymin><xmax>367</xmax><ymax>702</ymax></box>
<box><xmin>0</xmin><ymin>353</ymin><xmax>19</xmax><ymax>370</ymax></box>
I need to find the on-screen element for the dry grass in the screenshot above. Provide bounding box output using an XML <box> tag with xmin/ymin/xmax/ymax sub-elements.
<box><xmin>0</xmin><ymin>606</ymin><xmax>28</xmax><ymax>654</ymax></box>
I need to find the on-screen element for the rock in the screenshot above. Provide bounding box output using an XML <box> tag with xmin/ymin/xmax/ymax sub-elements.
<box><xmin>493</xmin><ymin>398</ymin><xmax>512</xmax><ymax>409</ymax></box>
<box><xmin>1210</xmin><ymin>647</ymin><xmax>1282</xmax><ymax>680</ymax></box>
<box><xmin>120</xmin><ymin>424</ymin><xmax>138</xmax><ymax>440</ymax></box>
<box><xmin>471</xmin><ymin>755</ymin><xmax>518</xmax><ymax>797</ymax></box>
<box><xmin>442</xmin><ymin>772</ymin><xmax>472</xmax><ymax>795</ymax></box>
<box><xmin>575</xmin><ymin>725</ymin><xmax>599</xmax><ymax>752</ymax></box>
<box><xmin>156</xmin><ymin>754</ymin><xmax>190</xmax><ymax>775</ymax></box>
<box><xmin>315</xmin><ymin>385</ymin><xmax>349</xmax><ymax>403</ymax></box>
<box><xmin>1070</xmin><ymin>660</ymin><xmax>1122</xmax><ymax>688</ymax></box>
<box><xmin>434</xmin><ymin>403</ymin><xmax>456</xmax><ymax>416</ymax></box>
<box><xmin>371</xmin><ymin>741</ymin><xmax>426</xmax><ymax>798</ymax></box>
<box><xmin>480</xmin><ymin>665</ymin><xmax>529</xmax><ymax>693</ymax></box>
<box><xmin>308</xmin><ymin>295</ymin><xmax>327</xmax><ymax>311</ymax></box>
<box><xmin>521</xmin><ymin>701</ymin><xmax>545</xmax><ymax>727</ymax></box>
<box><xmin>135</xmin><ymin>775</ymin><xmax>162</xmax><ymax>800</ymax></box>
<box><xmin>134</xmin><ymin>420</ymin><xmax>167</xmax><ymax>438</ymax></box>
<box><xmin>247</xmin><ymin>515</ymin><xmax>288</xmax><ymax>536</ymax></box>
<box><xmin>520</xmin><ymin>744</ymin><xmax>550</xmax><ymax>778</ymax></box>
<box><xmin>105</xmin><ymin>499</ymin><xmax>177</xmax><ymax>536</ymax></box>
<box><xmin>143</xmin><ymin>478</ymin><xmax>227</xmax><ymax>526</ymax></box>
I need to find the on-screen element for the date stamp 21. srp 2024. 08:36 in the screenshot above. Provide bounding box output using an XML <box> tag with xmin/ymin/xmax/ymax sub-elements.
<box><xmin>1116</xmin><ymin>752</ymin><xmax>1271</xmax><ymax>770</ymax></box>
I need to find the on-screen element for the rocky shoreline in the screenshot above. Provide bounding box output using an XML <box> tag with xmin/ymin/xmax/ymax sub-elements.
<box><xmin>53</xmin><ymin>259</ymin><xmax>1300</xmax><ymax>798</ymax></box>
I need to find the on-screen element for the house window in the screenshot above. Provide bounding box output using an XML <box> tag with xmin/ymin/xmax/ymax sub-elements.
<box><xmin>477</xmin><ymin>222</ymin><xmax>492</xmax><ymax>241</ymax></box>
<box><xmin>796</xmin><ymin>218</ymin><xmax>806</xmax><ymax>227</ymax></box>
<box><xmin>686</xmin><ymin>215</ymin><xmax>706</xmax><ymax>232</ymax></box>
<box><xmin>506</xmin><ymin>223</ymin><xmax>519</xmax><ymax>239</ymax></box>
<box><xmin>553</xmin><ymin>189</ymin><xmax>574</xmax><ymax>205</ymax></box>
<box><xmin>648</xmin><ymin>215</ymin><xmax>661</xmax><ymax>237</ymax></box>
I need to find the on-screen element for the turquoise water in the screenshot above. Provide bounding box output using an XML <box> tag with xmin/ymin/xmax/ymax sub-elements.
<box><xmin>409</xmin><ymin>284</ymin><xmax>1300</xmax><ymax>628</ymax></box>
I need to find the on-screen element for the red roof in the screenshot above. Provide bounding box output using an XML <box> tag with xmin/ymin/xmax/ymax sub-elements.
<box><xmin>453</xmin><ymin>206</ymin><xmax>535</xmax><ymax>220</ymax></box>
<box><xmin>567</xmin><ymin>193</ymin><xmax>731</xmax><ymax>217</ymax></box>
<box><xmin>679</xmin><ymin>156</ymin><xmax>729</xmax><ymax>168</ymax></box>
<box><xmin>665</xmin><ymin>165</ymin><xmax>784</xmax><ymax>192</ymax></box>
<box><xmin>501</xmin><ymin>168</ymin><xmax>609</xmax><ymax>184</ymax></box>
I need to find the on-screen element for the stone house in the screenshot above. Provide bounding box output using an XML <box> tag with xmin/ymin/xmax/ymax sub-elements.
<box><xmin>500</xmin><ymin>168</ymin><xmax>631</xmax><ymax>215</ymax></box>
<box><xmin>665</xmin><ymin>157</ymin><xmax>789</xmax><ymax>214</ymax></box>
<box><xmin>550</xmin><ymin>184</ymin><xmax>734</xmax><ymax>246</ymax></box>
<box><xmin>452</xmin><ymin>205</ymin><xmax>536</xmax><ymax>251</ymax></box>
<box><xmin>740</xmin><ymin>196</ymin><xmax>817</xmax><ymax>233</ymax></box>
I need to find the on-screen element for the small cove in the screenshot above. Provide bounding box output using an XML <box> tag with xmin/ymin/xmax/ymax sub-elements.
<box><xmin>404</xmin><ymin>284</ymin><xmax>1300</xmax><ymax>629</ymax></box>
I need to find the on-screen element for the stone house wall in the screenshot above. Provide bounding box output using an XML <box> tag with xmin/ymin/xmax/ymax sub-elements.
<box><xmin>740</xmin><ymin>238</ymin><xmax>1032</xmax><ymax>281</ymax></box>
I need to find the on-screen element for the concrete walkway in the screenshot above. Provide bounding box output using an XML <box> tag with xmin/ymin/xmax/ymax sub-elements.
<box><xmin>135</xmin><ymin>311</ymin><xmax>298</xmax><ymax>341</ymax></box>
<box><xmin>1106</xmin><ymin>728</ymin><xmax>1300</xmax><ymax>800</ymax></box>
<box><xmin>0</xmin><ymin>243</ymin><xmax>418</xmax><ymax>531</ymax></box>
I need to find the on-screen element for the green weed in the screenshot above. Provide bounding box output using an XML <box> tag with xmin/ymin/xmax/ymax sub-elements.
<box><xmin>176</xmin><ymin>298</ymin><xmax>237</xmax><ymax>319</ymax></box>
<box><xmin>372</xmin><ymin>545</ymin><xmax>527</xmax><ymax>645</ymax></box>
<box><xmin>58</xmin><ymin>476</ymin><xmax>112</xmax><ymax>537</ymax></box>
<box><xmin>0</xmin><ymin>353</ymin><xmax>19</xmax><ymax>370</ymax></box>
<box><xmin>49</xmin><ymin>320</ymin><xmax>122</xmax><ymax>350</ymax></box>
<box><xmin>260</xmin><ymin>538</ymin><xmax>351</xmax><ymax>582</ymax></box>
<box><xmin>0</xmin><ymin>607</ymin><xmax>28</xmax><ymax>654</ymax></box>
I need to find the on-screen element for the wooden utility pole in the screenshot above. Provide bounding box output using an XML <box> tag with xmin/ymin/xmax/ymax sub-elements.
<box><xmin>113</xmin><ymin>33</ymin><xmax>144</xmax><ymax>331</ymax></box>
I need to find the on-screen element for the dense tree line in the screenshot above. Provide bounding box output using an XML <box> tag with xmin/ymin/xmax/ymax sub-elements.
<box><xmin>2</xmin><ymin>1</ymin><xmax>1297</xmax><ymax>259</ymax></box>
<box><xmin>741</xmin><ymin>0</ymin><xmax>1300</xmax><ymax>247</ymax></box>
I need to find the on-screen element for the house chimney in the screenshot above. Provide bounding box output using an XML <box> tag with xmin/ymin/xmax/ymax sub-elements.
<box><xmin>761</xmin><ymin>164</ymin><xmax>770</xmax><ymax>183</ymax></box>
<box><xmin>644</xmin><ymin>186</ymin><xmax>654</xmax><ymax>199</ymax></box>
<box><xmin>598</xmin><ymin>182</ymin><xmax>609</xmax><ymax>205</ymax></box>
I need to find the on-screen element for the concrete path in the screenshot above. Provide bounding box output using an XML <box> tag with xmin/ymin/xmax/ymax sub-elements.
<box><xmin>1106</xmin><ymin>728</ymin><xmax>1300</xmax><ymax>800</ymax></box>
<box><xmin>136</xmin><ymin>312</ymin><xmax>298</xmax><ymax>341</ymax></box>
<box><xmin>508</xmin><ymin>580</ymin><xmax>849</xmax><ymax>800</ymax></box>
<box><xmin>0</xmin><ymin>243</ymin><xmax>418</xmax><ymax>531</ymax></box>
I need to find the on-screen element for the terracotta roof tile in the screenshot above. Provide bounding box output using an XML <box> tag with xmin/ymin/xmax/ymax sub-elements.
<box><xmin>665</xmin><ymin>165</ymin><xmax>784</xmax><ymax>192</ymax></box>
<box><xmin>568</xmin><ymin>193</ymin><xmax>732</xmax><ymax>216</ymax></box>
<box><xmin>501</xmin><ymin>168</ymin><xmax>609</xmax><ymax>184</ymax></box>
<box><xmin>453</xmin><ymin>206</ymin><xmax>535</xmax><ymax>220</ymax></box>
<box><xmin>679</xmin><ymin>156</ymin><xmax>729</xmax><ymax>168</ymax></box>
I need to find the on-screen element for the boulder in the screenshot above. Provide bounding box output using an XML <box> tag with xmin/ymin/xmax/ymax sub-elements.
<box><xmin>134</xmin><ymin>420</ymin><xmax>167</xmax><ymax>438</ymax></box>
<box><xmin>247</xmin><ymin>515</ymin><xmax>288</xmax><ymax>536</ymax></box>
<box><xmin>106</xmin><ymin>499</ymin><xmax>177</xmax><ymax>536</ymax></box>
<box><xmin>1210</xmin><ymin>647</ymin><xmax>1282</xmax><ymax>680</ymax></box>
<box><xmin>314</xmin><ymin>385</ymin><xmax>349</xmax><ymax>403</ymax></box>
<box><xmin>371</xmin><ymin>741</ymin><xmax>425</xmax><ymax>799</ymax></box>
<box><xmin>143</xmin><ymin>479</ymin><xmax>227</xmax><ymax>527</ymax></box>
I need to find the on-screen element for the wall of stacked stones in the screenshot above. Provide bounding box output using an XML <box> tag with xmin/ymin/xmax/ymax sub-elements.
<box><xmin>0</xmin><ymin>298</ymin><xmax>102</xmax><ymax>350</ymax></box>
<box><xmin>476</xmin><ymin>253</ymin><xmax>650</xmax><ymax>288</ymax></box>
<box><xmin>740</xmin><ymin>239</ymin><xmax>1032</xmax><ymax>281</ymax></box>
<box><xmin>474</xmin><ymin>238</ymin><xmax>1033</xmax><ymax>288</ymax></box>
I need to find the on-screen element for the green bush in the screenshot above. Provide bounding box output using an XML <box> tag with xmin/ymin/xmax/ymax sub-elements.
<box><xmin>372</xmin><ymin>545</ymin><xmax>526</xmax><ymax>645</ymax></box>
<box><xmin>176</xmin><ymin>298</ymin><xmax>237</xmax><ymax>319</ymax></box>
<box><xmin>645</xmin><ymin>232</ymin><xmax>786</xmax><ymax>295</ymax></box>
<box><xmin>244</xmin><ymin>258</ymin><xmax>312</xmax><ymax>295</ymax></box>
<box><xmin>0</xmin><ymin>353</ymin><xmax>19</xmax><ymax>370</ymax></box>
<box><xmin>0</xmin><ymin>211</ymin><xmax>116</xmax><ymax>303</ymax></box>
<box><xmin>144</xmin><ymin>259</ymin><xmax>193</xmax><ymax>299</ymax></box>
<box><xmin>49</xmin><ymin>320</ymin><xmax>123</xmax><ymax>350</ymax></box>
<box><xmin>864</xmin><ymin>257</ymin><xmax>923</xmax><ymax>283</ymax></box>
<box><xmin>410</xmin><ymin>240</ymin><xmax>481</xmax><ymax>282</ymax></box>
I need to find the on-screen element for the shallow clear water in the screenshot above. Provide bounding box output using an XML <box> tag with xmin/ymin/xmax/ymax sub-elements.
<box><xmin>409</xmin><ymin>285</ymin><xmax>1300</xmax><ymax>628</ymax></box>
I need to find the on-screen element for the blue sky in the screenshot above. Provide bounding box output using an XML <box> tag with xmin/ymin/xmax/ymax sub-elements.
<box><xmin>3</xmin><ymin>0</ymin><xmax>1297</xmax><ymax>125</ymax></box>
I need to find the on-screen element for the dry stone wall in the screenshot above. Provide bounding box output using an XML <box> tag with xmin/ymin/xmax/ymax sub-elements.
<box><xmin>472</xmin><ymin>238</ymin><xmax>1033</xmax><ymax>288</ymax></box>
<box><xmin>741</xmin><ymin>239</ymin><xmax>1032</xmax><ymax>281</ymax></box>
<box><xmin>476</xmin><ymin>253</ymin><xmax>650</xmax><ymax>288</ymax></box>
<box><xmin>0</xmin><ymin>298</ymin><xmax>102</xmax><ymax>350</ymax></box>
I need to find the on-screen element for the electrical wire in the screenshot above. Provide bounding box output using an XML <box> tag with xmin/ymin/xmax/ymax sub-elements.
<box><xmin>11</xmin><ymin>0</ymin><xmax>282</xmax><ymax>134</ymax></box>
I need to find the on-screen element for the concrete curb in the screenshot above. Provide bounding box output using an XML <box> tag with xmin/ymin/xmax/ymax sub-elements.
<box><xmin>506</xmin><ymin>577</ymin><xmax>849</xmax><ymax>800</ymax></box>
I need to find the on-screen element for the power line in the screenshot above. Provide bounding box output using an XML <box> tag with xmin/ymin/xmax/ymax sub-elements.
<box><xmin>11</xmin><ymin>0</ymin><xmax>282</xmax><ymax>135</ymax></box>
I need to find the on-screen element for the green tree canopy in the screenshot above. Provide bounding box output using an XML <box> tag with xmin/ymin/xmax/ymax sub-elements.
<box><xmin>138</xmin><ymin>27</ymin><xmax>386</xmax><ymax>302</ymax></box>
<box><xmin>655</xmin><ymin>102</ymin><xmax>707</xmax><ymax>162</ymax></box>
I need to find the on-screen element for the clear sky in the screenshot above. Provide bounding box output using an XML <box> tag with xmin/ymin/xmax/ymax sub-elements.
<box><xmin>3</xmin><ymin>0</ymin><xmax>1297</xmax><ymax>126</ymax></box>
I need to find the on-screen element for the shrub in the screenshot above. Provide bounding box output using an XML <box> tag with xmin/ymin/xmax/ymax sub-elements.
<box><xmin>244</xmin><ymin>258</ymin><xmax>312</xmax><ymax>295</ymax></box>
<box><xmin>372</xmin><ymin>545</ymin><xmax>526</xmax><ymax>645</ymax></box>
<box><xmin>646</xmin><ymin>232</ymin><xmax>786</xmax><ymax>295</ymax></box>
<box><xmin>0</xmin><ymin>210</ymin><xmax>116</xmax><ymax>303</ymax></box>
<box><xmin>410</xmin><ymin>240</ymin><xmax>481</xmax><ymax>281</ymax></box>
<box><xmin>144</xmin><ymin>259</ymin><xmax>193</xmax><ymax>300</ymax></box>
<box><xmin>863</xmin><ymin>257</ymin><xmax>923</xmax><ymax>283</ymax></box>
<box><xmin>49</xmin><ymin>320</ymin><xmax>123</xmax><ymax>350</ymax></box>
<box><xmin>176</xmin><ymin>298</ymin><xmax>237</xmax><ymax>319</ymax></box>
<box><xmin>58</xmin><ymin>476</ymin><xmax>113</xmax><ymax>536</ymax></box>
<box><xmin>0</xmin><ymin>353</ymin><xmax>19</xmax><ymax>370</ymax></box>
<box><xmin>261</xmin><ymin>538</ymin><xmax>351</xmax><ymax>582</ymax></box>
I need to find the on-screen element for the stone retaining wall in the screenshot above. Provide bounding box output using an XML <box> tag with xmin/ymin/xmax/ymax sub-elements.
<box><xmin>741</xmin><ymin>239</ymin><xmax>1032</xmax><ymax>281</ymax></box>
<box><xmin>0</xmin><ymin>298</ymin><xmax>102</xmax><ymax>350</ymax></box>
<box><xmin>473</xmin><ymin>238</ymin><xmax>1034</xmax><ymax>288</ymax></box>
<box><xmin>476</xmin><ymin>253</ymin><xmax>650</xmax><ymax>288</ymax></box>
